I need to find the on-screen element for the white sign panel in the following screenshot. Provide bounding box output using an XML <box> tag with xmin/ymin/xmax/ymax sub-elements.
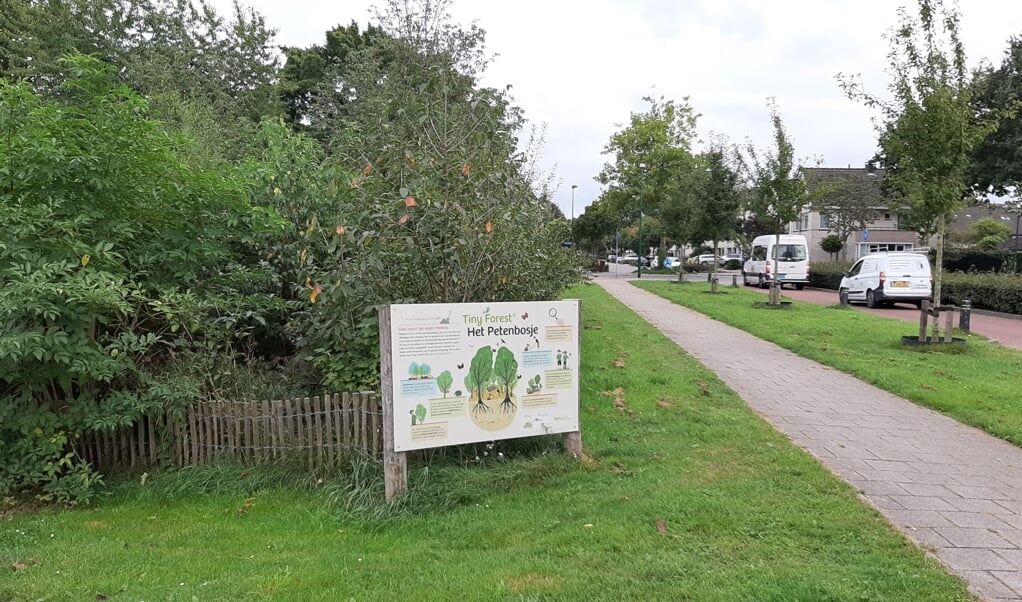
<box><xmin>388</xmin><ymin>300</ymin><xmax>580</xmax><ymax>452</ymax></box>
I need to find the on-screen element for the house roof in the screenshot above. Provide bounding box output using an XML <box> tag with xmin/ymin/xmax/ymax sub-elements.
<box><xmin>950</xmin><ymin>204</ymin><xmax>1021</xmax><ymax>237</ymax></box>
<box><xmin>802</xmin><ymin>167</ymin><xmax>886</xmax><ymax>206</ymax></box>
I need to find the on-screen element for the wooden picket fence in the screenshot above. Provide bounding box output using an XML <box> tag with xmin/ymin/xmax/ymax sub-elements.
<box><xmin>75</xmin><ymin>392</ymin><xmax>382</xmax><ymax>471</ymax></box>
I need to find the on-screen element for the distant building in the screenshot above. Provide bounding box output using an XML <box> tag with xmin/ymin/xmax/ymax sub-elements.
<box><xmin>792</xmin><ymin>167</ymin><xmax>1021</xmax><ymax>262</ymax></box>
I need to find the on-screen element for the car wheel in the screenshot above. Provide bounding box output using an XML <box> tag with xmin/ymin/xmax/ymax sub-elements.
<box><xmin>741</xmin><ymin>271</ymin><xmax>750</xmax><ymax>286</ymax></box>
<box><xmin>758</xmin><ymin>275</ymin><xmax>767</xmax><ymax>289</ymax></box>
<box><xmin>795</xmin><ymin>283</ymin><xmax>804</xmax><ymax>290</ymax></box>
<box><xmin>838</xmin><ymin>288</ymin><xmax>849</xmax><ymax>305</ymax></box>
<box><xmin>866</xmin><ymin>289</ymin><xmax>877</xmax><ymax>308</ymax></box>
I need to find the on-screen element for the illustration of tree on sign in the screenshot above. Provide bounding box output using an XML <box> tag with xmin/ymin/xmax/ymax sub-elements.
<box><xmin>436</xmin><ymin>370</ymin><xmax>453</xmax><ymax>397</ymax></box>
<box><xmin>527</xmin><ymin>375</ymin><xmax>542</xmax><ymax>394</ymax></box>
<box><xmin>492</xmin><ymin>346</ymin><xmax>519</xmax><ymax>413</ymax></box>
<box><xmin>419</xmin><ymin>363</ymin><xmax>432</xmax><ymax>378</ymax></box>
<box><xmin>414</xmin><ymin>403</ymin><xmax>427</xmax><ymax>425</ymax></box>
<box><xmin>465</xmin><ymin>346</ymin><xmax>494</xmax><ymax>415</ymax></box>
<box><xmin>408</xmin><ymin>362</ymin><xmax>420</xmax><ymax>379</ymax></box>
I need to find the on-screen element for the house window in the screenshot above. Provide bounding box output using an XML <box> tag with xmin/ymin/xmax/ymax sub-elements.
<box><xmin>820</xmin><ymin>214</ymin><xmax>831</xmax><ymax>230</ymax></box>
<box><xmin>884</xmin><ymin>212</ymin><xmax>891</xmax><ymax>219</ymax></box>
<box><xmin>801</xmin><ymin>214</ymin><xmax>809</xmax><ymax>230</ymax></box>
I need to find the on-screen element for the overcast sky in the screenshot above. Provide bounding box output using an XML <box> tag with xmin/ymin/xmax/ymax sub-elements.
<box><xmin>216</xmin><ymin>0</ymin><xmax>1022</xmax><ymax>218</ymax></box>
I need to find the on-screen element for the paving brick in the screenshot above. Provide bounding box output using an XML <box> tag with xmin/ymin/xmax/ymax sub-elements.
<box><xmin>935</xmin><ymin>526</ymin><xmax>1016</xmax><ymax>548</ymax></box>
<box><xmin>960</xmin><ymin>571</ymin><xmax>1021</xmax><ymax>600</ymax></box>
<box><xmin>595</xmin><ymin>279</ymin><xmax>1022</xmax><ymax>602</ymax></box>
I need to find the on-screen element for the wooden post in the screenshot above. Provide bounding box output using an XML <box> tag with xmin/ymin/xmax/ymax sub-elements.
<box><xmin>919</xmin><ymin>300</ymin><xmax>930</xmax><ymax>341</ymax></box>
<box><xmin>563</xmin><ymin>299</ymin><xmax>583</xmax><ymax>459</ymax></box>
<box><xmin>943</xmin><ymin>307</ymin><xmax>954</xmax><ymax>343</ymax></box>
<box><xmin>378</xmin><ymin>305</ymin><xmax>407</xmax><ymax>500</ymax></box>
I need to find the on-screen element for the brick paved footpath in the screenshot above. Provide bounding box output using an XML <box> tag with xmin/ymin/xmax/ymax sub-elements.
<box><xmin>595</xmin><ymin>278</ymin><xmax>1022</xmax><ymax>601</ymax></box>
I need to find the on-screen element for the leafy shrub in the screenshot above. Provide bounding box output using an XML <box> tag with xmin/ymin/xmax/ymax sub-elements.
<box><xmin>722</xmin><ymin>259</ymin><xmax>742</xmax><ymax>270</ymax></box>
<box><xmin>937</xmin><ymin>249</ymin><xmax>1012</xmax><ymax>273</ymax></box>
<box><xmin>808</xmin><ymin>262</ymin><xmax>853</xmax><ymax>290</ymax></box>
<box><xmin>0</xmin><ymin>57</ymin><xmax>283</xmax><ymax>502</ymax></box>
<box><xmin>941</xmin><ymin>272</ymin><xmax>1022</xmax><ymax>314</ymax></box>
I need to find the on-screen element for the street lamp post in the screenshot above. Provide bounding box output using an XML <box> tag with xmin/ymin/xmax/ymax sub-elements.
<box><xmin>570</xmin><ymin>184</ymin><xmax>577</xmax><ymax>245</ymax></box>
<box><xmin>637</xmin><ymin>166</ymin><xmax>645</xmax><ymax>278</ymax></box>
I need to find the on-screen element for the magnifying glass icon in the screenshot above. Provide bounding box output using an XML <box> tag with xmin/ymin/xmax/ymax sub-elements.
<box><xmin>549</xmin><ymin>308</ymin><xmax>558</xmax><ymax>319</ymax></box>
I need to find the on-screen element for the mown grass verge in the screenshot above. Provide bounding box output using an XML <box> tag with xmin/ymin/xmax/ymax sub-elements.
<box><xmin>635</xmin><ymin>280</ymin><xmax>1022</xmax><ymax>447</ymax></box>
<box><xmin>0</xmin><ymin>283</ymin><xmax>973</xmax><ymax>601</ymax></box>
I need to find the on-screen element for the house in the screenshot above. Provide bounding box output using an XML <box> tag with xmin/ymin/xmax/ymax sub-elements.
<box><xmin>793</xmin><ymin>167</ymin><xmax>1022</xmax><ymax>262</ymax></box>
<box><xmin>795</xmin><ymin>167</ymin><xmax>927</xmax><ymax>263</ymax></box>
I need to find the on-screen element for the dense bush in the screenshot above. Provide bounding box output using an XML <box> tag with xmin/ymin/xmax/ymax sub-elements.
<box><xmin>941</xmin><ymin>272</ymin><xmax>1022</xmax><ymax>314</ymax></box>
<box><xmin>936</xmin><ymin>249</ymin><xmax>1014</xmax><ymax>273</ymax></box>
<box><xmin>0</xmin><ymin>58</ymin><xmax>288</xmax><ymax>502</ymax></box>
<box><xmin>808</xmin><ymin>262</ymin><xmax>853</xmax><ymax>290</ymax></box>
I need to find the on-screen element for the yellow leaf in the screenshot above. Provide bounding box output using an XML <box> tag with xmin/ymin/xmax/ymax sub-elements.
<box><xmin>310</xmin><ymin>285</ymin><xmax>322</xmax><ymax>304</ymax></box>
<box><xmin>485</xmin><ymin>221</ymin><xmax>493</xmax><ymax>233</ymax></box>
<box><xmin>300</xmin><ymin>249</ymin><xmax>308</xmax><ymax>264</ymax></box>
<box><xmin>351</xmin><ymin>177</ymin><xmax>360</xmax><ymax>188</ymax></box>
<box><xmin>462</xmin><ymin>162</ymin><xmax>470</xmax><ymax>177</ymax></box>
<box><xmin>336</xmin><ymin>225</ymin><xmax>346</xmax><ymax>235</ymax></box>
<box><xmin>111</xmin><ymin>349</ymin><xmax>119</xmax><ymax>357</ymax></box>
<box><xmin>362</xmin><ymin>163</ymin><xmax>374</xmax><ymax>176</ymax></box>
<box><xmin>81</xmin><ymin>254</ymin><xmax>90</xmax><ymax>266</ymax></box>
<box><xmin>273</xmin><ymin>187</ymin><xmax>282</xmax><ymax>196</ymax></box>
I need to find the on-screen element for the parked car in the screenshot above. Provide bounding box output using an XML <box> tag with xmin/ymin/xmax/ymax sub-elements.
<box><xmin>839</xmin><ymin>251</ymin><xmax>932</xmax><ymax>308</ymax></box>
<box><xmin>742</xmin><ymin>235</ymin><xmax>810</xmax><ymax>289</ymax></box>
<box><xmin>688</xmin><ymin>254</ymin><xmax>719</xmax><ymax>266</ymax></box>
<box><xmin>720</xmin><ymin>254</ymin><xmax>743</xmax><ymax>269</ymax></box>
<box><xmin>662</xmin><ymin>256</ymin><xmax>682</xmax><ymax>268</ymax></box>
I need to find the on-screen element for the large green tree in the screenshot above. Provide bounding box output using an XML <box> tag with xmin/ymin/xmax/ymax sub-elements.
<box><xmin>690</xmin><ymin>136</ymin><xmax>743</xmax><ymax>286</ymax></box>
<box><xmin>597</xmin><ymin>95</ymin><xmax>700</xmax><ymax>270</ymax></box>
<box><xmin>840</xmin><ymin>0</ymin><xmax>994</xmax><ymax>307</ymax></box>
<box><xmin>289</xmin><ymin>0</ymin><xmax>581</xmax><ymax>391</ymax></box>
<box><xmin>970</xmin><ymin>35</ymin><xmax>1022</xmax><ymax>200</ymax></box>
<box><xmin>744</xmin><ymin>99</ymin><xmax>810</xmax><ymax>304</ymax></box>
<box><xmin>277</xmin><ymin>20</ymin><xmax>388</xmax><ymax>134</ymax></box>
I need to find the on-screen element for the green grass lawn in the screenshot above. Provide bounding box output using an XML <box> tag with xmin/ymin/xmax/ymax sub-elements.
<box><xmin>635</xmin><ymin>280</ymin><xmax>1022</xmax><ymax>447</ymax></box>
<box><xmin>0</xmin><ymin>284</ymin><xmax>974</xmax><ymax>601</ymax></box>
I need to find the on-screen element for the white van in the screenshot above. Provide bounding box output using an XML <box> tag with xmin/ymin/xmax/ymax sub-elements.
<box><xmin>742</xmin><ymin>234</ymin><xmax>810</xmax><ymax>289</ymax></box>
<box><xmin>839</xmin><ymin>251</ymin><xmax>932</xmax><ymax>308</ymax></box>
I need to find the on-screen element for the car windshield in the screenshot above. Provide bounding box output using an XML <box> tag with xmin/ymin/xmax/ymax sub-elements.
<box><xmin>774</xmin><ymin>245</ymin><xmax>806</xmax><ymax>262</ymax></box>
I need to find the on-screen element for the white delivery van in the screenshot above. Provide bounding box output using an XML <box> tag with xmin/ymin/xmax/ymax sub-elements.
<box><xmin>742</xmin><ymin>234</ymin><xmax>810</xmax><ymax>289</ymax></box>
<box><xmin>839</xmin><ymin>251</ymin><xmax>932</xmax><ymax>308</ymax></box>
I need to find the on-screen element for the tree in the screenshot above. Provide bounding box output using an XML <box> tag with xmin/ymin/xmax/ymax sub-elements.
<box><xmin>277</xmin><ymin>21</ymin><xmax>388</xmax><ymax>134</ymax></box>
<box><xmin>465</xmin><ymin>346</ymin><xmax>494</xmax><ymax>414</ymax></box>
<box><xmin>436</xmin><ymin>370</ymin><xmax>453</xmax><ymax>397</ymax></box>
<box><xmin>820</xmin><ymin>234</ymin><xmax>845</xmax><ymax>261</ymax></box>
<box><xmin>293</xmin><ymin>0</ymin><xmax>582</xmax><ymax>391</ymax></box>
<box><xmin>840</xmin><ymin>0</ymin><xmax>994</xmax><ymax>308</ymax></box>
<box><xmin>961</xmin><ymin>217</ymin><xmax>1011</xmax><ymax>249</ymax></box>
<box><xmin>1</xmin><ymin>0</ymin><xmax>281</xmax><ymax>160</ymax></box>
<box><xmin>805</xmin><ymin>168</ymin><xmax>883</xmax><ymax>260</ymax></box>
<box><xmin>970</xmin><ymin>36</ymin><xmax>1022</xmax><ymax>199</ymax></box>
<box><xmin>690</xmin><ymin>136</ymin><xmax>743</xmax><ymax>288</ymax></box>
<box><xmin>597</xmin><ymin>95</ymin><xmax>700</xmax><ymax>269</ymax></box>
<box><xmin>744</xmin><ymin>99</ymin><xmax>811</xmax><ymax>304</ymax></box>
<box><xmin>492</xmin><ymin>346</ymin><xmax>518</xmax><ymax>413</ymax></box>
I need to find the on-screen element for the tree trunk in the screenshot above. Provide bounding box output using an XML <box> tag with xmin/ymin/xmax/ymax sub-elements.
<box><xmin>933</xmin><ymin>215</ymin><xmax>945</xmax><ymax>307</ymax></box>
<box><xmin>770</xmin><ymin>232</ymin><xmax>781</xmax><ymax>305</ymax></box>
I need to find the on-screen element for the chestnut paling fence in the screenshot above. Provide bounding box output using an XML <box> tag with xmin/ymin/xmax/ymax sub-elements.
<box><xmin>75</xmin><ymin>392</ymin><xmax>383</xmax><ymax>471</ymax></box>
